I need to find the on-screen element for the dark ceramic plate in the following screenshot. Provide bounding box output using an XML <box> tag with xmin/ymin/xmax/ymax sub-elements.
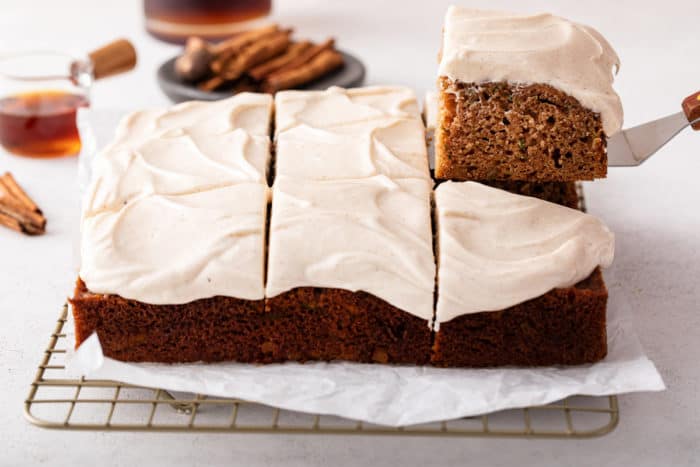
<box><xmin>157</xmin><ymin>49</ymin><xmax>365</xmax><ymax>103</ymax></box>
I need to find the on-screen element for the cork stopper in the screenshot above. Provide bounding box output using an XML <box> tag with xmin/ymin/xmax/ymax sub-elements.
<box><xmin>88</xmin><ymin>39</ymin><xmax>137</xmax><ymax>80</ymax></box>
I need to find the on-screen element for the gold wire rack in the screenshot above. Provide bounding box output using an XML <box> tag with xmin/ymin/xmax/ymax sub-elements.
<box><xmin>25</xmin><ymin>305</ymin><xmax>619</xmax><ymax>437</ymax></box>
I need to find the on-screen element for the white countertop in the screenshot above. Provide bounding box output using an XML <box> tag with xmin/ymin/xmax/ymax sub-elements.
<box><xmin>2</xmin><ymin>1</ymin><xmax>699</xmax><ymax>465</ymax></box>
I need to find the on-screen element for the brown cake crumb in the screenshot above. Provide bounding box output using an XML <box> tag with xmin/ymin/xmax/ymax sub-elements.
<box><xmin>264</xmin><ymin>287</ymin><xmax>431</xmax><ymax>365</ymax></box>
<box><xmin>435</xmin><ymin>79</ymin><xmax>607</xmax><ymax>181</ymax></box>
<box><xmin>431</xmin><ymin>268</ymin><xmax>608</xmax><ymax>367</ymax></box>
<box><xmin>70</xmin><ymin>279</ymin><xmax>269</xmax><ymax>363</ymax></box>
<box><xmin>70</xmin><ymin>280</ymin><xmax>431</xmax><ymax>365</ymax></box>
<box><xmin>479</xmin><ymin>180</ymin><xmax>580</xmax><ymax>209</ymax></box>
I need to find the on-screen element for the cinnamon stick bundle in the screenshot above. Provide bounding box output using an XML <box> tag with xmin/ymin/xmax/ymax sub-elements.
<box><xmin>0</xmin><ymin>172</ymin><xmax>46</xmax><ymax>235</ymax></box>
<box><xmin>176</xmin><ymin>23</ymin><xmax>345</xmax><ymax>94</ymax></box>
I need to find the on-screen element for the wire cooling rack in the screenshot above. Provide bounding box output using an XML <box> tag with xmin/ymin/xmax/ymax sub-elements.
<box><xmin>25</xmin><ymin>305</ymin><xmax>619</xmax><ymax>437</ymax></box>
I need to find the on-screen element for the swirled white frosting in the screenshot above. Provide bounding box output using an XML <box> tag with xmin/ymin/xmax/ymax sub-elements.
<box><xmin>84</xmin><ymin>94</ymin><xmax>273</xmax><ymax>216</ymax></box>
<box><xmin>81</xmin><ymin>184</ymin><xmax>268</xmax><ymax>303</ymax></box>
<box><xmin>423</xmin><ymin>91</ymin><xmax>439</xmax><ymax>132</ymax></box>
<box><xmin>274</xmin><ymin>86</ymin><xmax>430</xmax><ymax>181</ymax></box>
<box><xmin>435</xmin><ymin>181</ymin><xmax>614</xmax><ymax>323</ymax></box>
<box><xmin>79</xmin><ymin>94</ymin><xmax>273</xmax><ymax>303</ymax></box>
<box><xmin>112</xmin><ymin>93</ymin><xmax>273</xmax><ymax>144</ymax></box>
<box><xmin>267</xmin><ymin>87</ymin><xmax>435</xmax><ymax>320</ymax></box>
<box><xmin>266</xmin><ymin>176</ymin><xmax>436</xmax><ymax>321</ymax></box>
<box><xmin>438</xmin><ymin>7</ymin><xmax>623</xmax><ymax>135</ymax></box>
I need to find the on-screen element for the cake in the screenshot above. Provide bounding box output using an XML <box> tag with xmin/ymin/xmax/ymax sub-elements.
<box><xmin>434</xmin><ymin>7</ymin><xmax>623</xmax><ymax>182</ymax></box>
<box><xmin>70</xmin><ymin>93</ymin><xmax>274</xmax><ymax>362</ymax></box>
<box><xmin>478</xmin><ymin>180</ymin><xmax>580</xmax><ymax>210</ymax></box>
<box><xmin>265</xmin><ymin>86</ymin><xmax>436</xmax><ymax>364</ymax></box>
<box><xmin>71</xmin><ymin>85</ymin><xmax>616</xmax><ymax>368</ymax></box>
<box><xmin>431</xmin><ymin>181</ymin><xmax>614</xmax><ymax>366</ymax></box>
<box><xmin>425</xmin><ymin>90</ymin><xmax>580</xmax><ymax>209</ymax></box>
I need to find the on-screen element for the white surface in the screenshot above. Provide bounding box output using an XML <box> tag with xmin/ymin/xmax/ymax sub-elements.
<box><xmin>1</xmin><ymin>0</ymin><xmax>699</xmax><ymax>466</ymax></box>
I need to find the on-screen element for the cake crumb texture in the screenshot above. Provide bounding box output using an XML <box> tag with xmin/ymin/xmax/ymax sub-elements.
<box><xmin>436</xmin><ymin>79</ymin><xmax>607</xmax><ymax>181</ymax></box>
<box><xmin>264</xmin><ymin>287</ymin><xmax>432</xmax><ymax>365</ymax></box>
<box><xmin>431</xmin><ymin>268</ymin><xmax>608</xmax><ymax>367</ymax></box>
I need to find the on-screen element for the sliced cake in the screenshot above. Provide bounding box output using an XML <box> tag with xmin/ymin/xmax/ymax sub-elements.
<box><xmin>264</xmin><ymin>86</ymin><xmax>436</xmax><ymax>364</ymax></box>
<box><xmin>424</xmin><ymin>90</ymin><xmax>581</xmax><ymax>209</ymax></box>
<box><xmin>71</xmin><ymin>94</ymin><xmax>274</xmax><ymax>363</ymax></box>
<box><xmin>435</xmin><ymin>7</ymin><xmax>623</xmax><ymax>181</ymax></box>
<box><xmin>432</xmin><ymin>181</ymin><xmax>614</xmax><ymax>367</ymax></box>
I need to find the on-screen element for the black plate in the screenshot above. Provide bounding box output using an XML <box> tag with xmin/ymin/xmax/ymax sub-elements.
<box><xmin>157</xmin><ymin>49</ymin><xmax>366</xmax><ymax>103</ymax></box>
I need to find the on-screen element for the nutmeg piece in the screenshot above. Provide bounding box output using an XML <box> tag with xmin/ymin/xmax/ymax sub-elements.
<box><xmin>175</xmin><ymin>37</ymin><xmax>213</xmax><ymax>82</ymax></box>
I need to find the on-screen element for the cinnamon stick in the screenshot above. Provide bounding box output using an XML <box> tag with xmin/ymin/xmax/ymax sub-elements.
<box><xmin>0</xmin><ymin>172</ymin><xmax>41</xmax><ymax>214</ymax></box>
<box><xmin>210</xmin><ymin>24</ymin><xmax>279</xmax><ymax>55</ymax></box>
<box><xmin>0</xmin><ymin>172</ymin><xmax>46</xmax><ymax>235</ymax></box>
<box><xmin>219</xmin><ymin>30</ymin><xmax>292</xmax><ymax>81</ymax></box>
<box><xmin>248</xmin><ymin>41</ymin><xmax>312</xmax><ymax>80</ymax></box>
<box><xmin>210</xmin><ymin>24</ymin><xmax>280</xmax><ymax>73</ymax></box>
<box><xmin>198</xmin><ymin>75</ymin><xmax>226</xmax><ymax>92</ymax></box>
<box><xmin>0</xmin><ymin>211</ymin><xmax>22</xmax><ymax>234</ymax></box>
<box><xmin>262</xmin><ymin>49</ymin><xmax>344</xmax><ymax>93</ymax></box>
<box><xmin>267</xmin><ymin>38</ymin><xmax>335</xmax><ymax>77</ymax></box>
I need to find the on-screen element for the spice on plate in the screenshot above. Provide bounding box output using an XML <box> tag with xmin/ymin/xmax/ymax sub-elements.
<box><xmin>174</xmin><ymin>24</ymin><xmax>344</xmax><ymax>94</ymax></box>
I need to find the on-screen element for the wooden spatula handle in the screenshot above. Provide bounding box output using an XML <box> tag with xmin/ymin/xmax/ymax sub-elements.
<box><xmin>682</xmin><ymin>90</ymin><xmax>700</xmax><ymax>130</ymax></box>
<box><xmin>88</xmin><ymin>39</ymin><xmax>137</xmax><ymax>80</ymax></box>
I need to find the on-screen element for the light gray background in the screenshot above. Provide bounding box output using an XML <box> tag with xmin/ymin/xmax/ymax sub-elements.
<box><xmin>1</xmin><ymin>1</ymin><xmax>699</xmax><ymax>465</ymax></box>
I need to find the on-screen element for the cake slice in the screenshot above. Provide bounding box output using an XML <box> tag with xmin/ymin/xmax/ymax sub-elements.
<box><xmin>435</xmin><ymin>7</ymin><xmax>623</xmax><ymax>181</ymax></box>
<box><xmin>71</xmin><ymin>184</ymin><xmax>269</xmax><ymax>363</ymax></box>
<box><xmin>264</xmin><ymin>86</ymin><xmax>436</xmax><ymax>364</ymax></box>
<box><xmin>432</xmin><ymin>181</ymin><xmax>614</xmax><ymax>367</ymax></box>
<box><xmin>71</xmin><ymin>94</ymin><xmax>274</xmax><ymax>363</ymax></box>
<box><xmin>265</xmin><ymin>176</ymin><xmax>435</xmax><ymax>364</ymax></box>
<box><xmin>425</xmin><ymin>91</ymin><xmax>581</xmax><ymax>209</ymax></box>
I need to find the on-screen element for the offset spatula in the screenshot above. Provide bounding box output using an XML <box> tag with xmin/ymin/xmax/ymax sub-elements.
<box><xmin>607</xmin><ymin>90</ymin><xmax>700</xmax><ymax>166</ymax></box>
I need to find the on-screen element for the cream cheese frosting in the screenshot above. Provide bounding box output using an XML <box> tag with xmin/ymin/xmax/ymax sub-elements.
<box><xmin>435</xmin><ymin>181</ymin><xmax>614</xmax><ymax>323</ymax></box>
<box><xmin>275</xmin><ymin>86</ymin><xmax>422</xmax><ymax>134</ymax></box>
<box><xmin>112</xmin><ymin>93</ymin><xmax>273</xmax><ymax>143</ymax></box>
<box><xmin>423</xmin><ymin>91</ymin><xmax>439</xmax><ymax>132</ymax></box>
<box><xmin>266</xmin><ymin>175</ymin><xmax>436</xmax><ymax>321</ymax></box>
<box><xmin>81</xmin><ymin>184</ymin><xmax>268</xmax><ymax>303</ymax></box>
<box><xmin>79</xmin><ymin>94</ymin><xmax>273</xmax><ymax>303</ymax></box>
<box><xmin>84</xmin><ymin>94</ymin><xmax>273</xmax><ymax>216</ymax></box>
<box><xmin>84</xmin><ymin>130</ymin><xmax>271</xmax><ymax>216</ymax></box>
<box><xmin>267</xmin><ymin>86</ymin><xmax>436</xmax><ymax>320</ymax></box>
<box><xmin>438</xmin><ymin>7</ymin><xmax>623</xmax><ymax>135</ymax></box>
<box><xmin>274</xmin><ymin>86</ymin><xmax>430</xmax><ymax>181</ymax></box>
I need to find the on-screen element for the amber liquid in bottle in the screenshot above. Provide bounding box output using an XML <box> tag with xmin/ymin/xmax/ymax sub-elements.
<box><xmin>0</xmin><ymin>90</ymin><xmax>87</xmax><ymax>158</ymax></box>
<box><xmin>144</xmin><ymin>0</ymin><xmax>272</xmax><ymax>43</ymax></box>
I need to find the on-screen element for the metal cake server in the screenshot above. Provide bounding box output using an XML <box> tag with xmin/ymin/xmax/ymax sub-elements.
<box><xmin>608</xmin><ymin>90</ymin><xmax>700</xmax><ymax>166</ymax></box>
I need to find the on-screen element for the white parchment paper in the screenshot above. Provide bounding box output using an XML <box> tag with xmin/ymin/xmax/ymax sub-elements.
<box><xmin>66</xmin><ymin>109</ymin><xmax>664</xmax><ymax>427</ymax></box>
